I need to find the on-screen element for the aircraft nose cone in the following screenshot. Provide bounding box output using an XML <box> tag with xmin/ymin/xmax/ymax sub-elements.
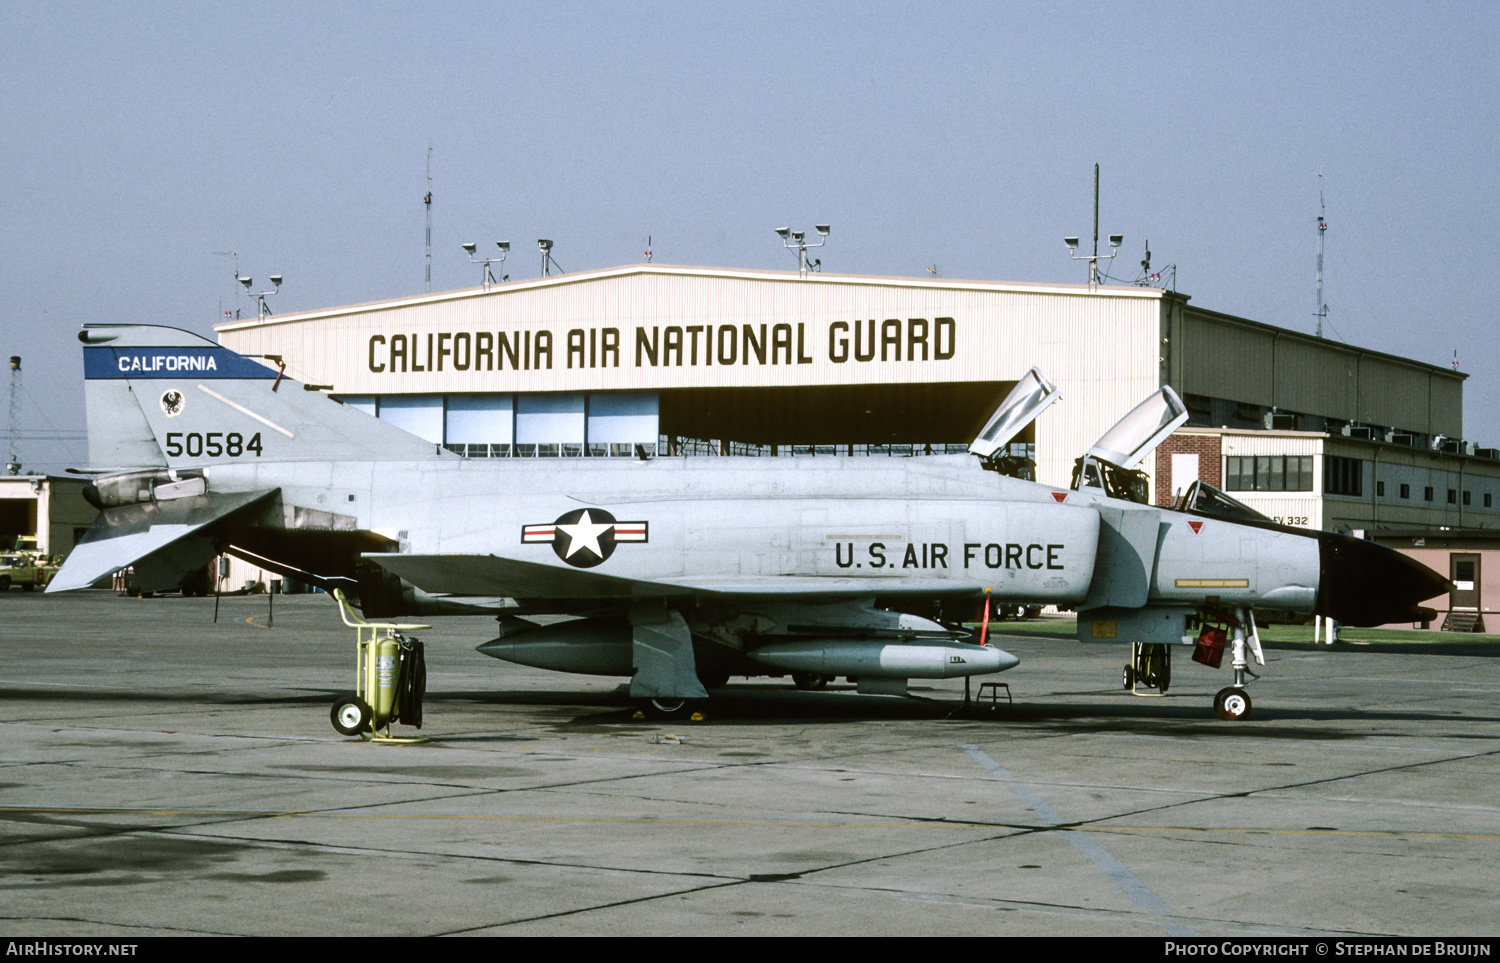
<box><xmin>1316</xmin><ymin>532</ymin><xmax>1451</xmax><ymax>626</ymax></box>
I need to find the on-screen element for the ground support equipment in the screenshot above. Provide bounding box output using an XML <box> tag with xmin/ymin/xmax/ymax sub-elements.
<box><xmin>331</xmin><ymin>589</ymin><xmax>431</xmax><ymax>743</ymax></box>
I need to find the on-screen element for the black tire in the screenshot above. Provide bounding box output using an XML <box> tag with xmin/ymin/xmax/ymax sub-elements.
<box><xmin>1214</xmin><ymin>687</ymin><xmax>1251</xmax><ymax>721</ymax></box>
<box><xmin>645</xmin><ymin>698</ymin><xmax>692</xmax><ymax>719</ymax></box>
<box><xmin>1122</xmin><ymin>665</ymin><xmax>1134</xmax><ymax>689</ymax></box>
<box><xmin>331</xmin><ymin>697</ymin><xmax>373</xmax><ymax>736</ymax></box>
<box><xmin>791</xmin><ymin>672</ymin><xmax>830</xmax><ymax>691</ymax></box>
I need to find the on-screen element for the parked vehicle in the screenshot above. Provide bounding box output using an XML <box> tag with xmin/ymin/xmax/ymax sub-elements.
<box><xmin>0</xmin><ymin>553</ymin><xmax>59</xmax><ymax>591</ymax></box>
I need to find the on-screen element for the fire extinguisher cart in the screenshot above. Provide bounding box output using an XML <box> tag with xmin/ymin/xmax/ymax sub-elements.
<box><xmin>330</xmin><ymin>589</ymin><xmax>430</xmax><ymax>743</ymax></box>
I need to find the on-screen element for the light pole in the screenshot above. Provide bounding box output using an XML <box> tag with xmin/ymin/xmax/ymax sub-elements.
<box><xmin>463</xmin><ymin>241</ymin><xmax>509</xmax><ymax>289</ymax></box>
<box><xmin>240</xmin><ymin>275</ymin><xmax>282</xmax><ymax>320</ymax></box>
<box><xmin>775</xmin><ymin>224</ymin><xmax>830</xmax><ymax>277</ymax></box>
<box><xmin>536</xmin><ymin>239</ymin><xmax>564</xmax><ymax>276</ymax></box>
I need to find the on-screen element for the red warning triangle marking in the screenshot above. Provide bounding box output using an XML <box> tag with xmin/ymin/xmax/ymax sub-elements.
<box><xmin>1188</xmin><ymin>520</ymin><xmax>1204</xmax><ymax>534</ymax></box>
<box><xmin>1051</xmin><ymin>492</ymin><xmax>1067</xmax><ymax>503</ymax></box>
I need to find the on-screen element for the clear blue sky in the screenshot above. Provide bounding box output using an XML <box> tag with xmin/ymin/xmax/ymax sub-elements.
<box><xmin>3</xmin><ymin>1</ymin><xmax>1496</xmax><ymax>473</ymax></box>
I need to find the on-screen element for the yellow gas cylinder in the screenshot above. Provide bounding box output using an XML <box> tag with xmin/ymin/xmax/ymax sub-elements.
<box><xmin>372</xmin><ymin>637</ymin><xmax>401</xmax><ymax>724</ymax></box>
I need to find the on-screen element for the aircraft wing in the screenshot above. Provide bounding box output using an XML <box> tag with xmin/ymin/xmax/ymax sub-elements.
<box><xmin>664</xmin><ymin>575</ymin><xmax>989</xmax><ymax>598</ymax></box>
<box><xmin>48</xmin><ymin>489</ymin><xmax>279</xmax><ymax>592</ymax></box>
<box><xmin>367</xmin><ymin>553</ymin><xmax>679</xmax><ymax>601</ymax></box>
<box><xmin>366</xmin><ymin>553</ymin><xmax>990</xmax><ymax>602</ymax></box>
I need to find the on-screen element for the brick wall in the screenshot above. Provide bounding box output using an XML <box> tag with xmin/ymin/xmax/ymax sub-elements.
<box><xmin>1155</xmin><ymin>433</ymin><xmax>1223</xmax><ymax>507</ymax></box>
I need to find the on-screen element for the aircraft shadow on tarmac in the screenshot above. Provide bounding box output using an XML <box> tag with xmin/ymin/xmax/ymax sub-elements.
<box><xmin>421</xmin><ymin>683</ymin><xmax>1500</xmax><ymax>735</ymax></box>
<box><xmin>1258</xmin><ymin>638</ymin><xmax>1500</xmax><ymax>658</ymax></box>
<box><xmin>6</xmin><ymin>681</ymin><xmax>1496</xmax><ymax>736</ymax></box>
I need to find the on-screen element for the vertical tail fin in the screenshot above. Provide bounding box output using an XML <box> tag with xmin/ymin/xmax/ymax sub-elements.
<box><xmin>81</xmin><ymin>324</ymin><xmax>450</xmax><ymax>469</ymax></box>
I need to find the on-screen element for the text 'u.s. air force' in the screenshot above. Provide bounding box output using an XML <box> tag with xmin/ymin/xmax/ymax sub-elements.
<box><xmin>833</xmin><ymin>542</ymin><xmax>1066</xmax><ymax>570</ymax></box>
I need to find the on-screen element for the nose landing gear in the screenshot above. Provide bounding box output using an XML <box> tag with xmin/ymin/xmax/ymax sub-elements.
<box><xmin>1214</xmin><ymin>687</ymin><xmax>1252</xmax><ymax>720</ymax></box>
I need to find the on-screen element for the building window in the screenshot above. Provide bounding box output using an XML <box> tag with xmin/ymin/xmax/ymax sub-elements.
<box><xmin>1425</xmin><ymin>487</ymin><xmax>1434</xmax><ymax>502</ymax></box>
<box><xmin>1400</xmin><ymin>483</ymin><xmax>1410</xmax><ymax>499</ymax></box>
<box><xmin>1377</xmin><ymin>481</ymin><xmax>1386</xmax><ymax>497</ymax></box>
<box><xmin>1448</xmin><ymin>489</ymin><xmax>1458</xmax><ymax>504</ymax></box>
<box><xmin>1226</xmin><ymin>455</ymin><xmax>1314</xmax><ymax>492</ymax></box>
<box><xmin>1487</xmin><ymin>493</ymin><xmax>1493</xmax><ymax>508</ymax></box>
<box><xmin>1324</xmin><ymin>456</ymin><xmax>1363</xmax><ymax>497</ymax></box>
<box><xmin>1464</xmin><ymin>491</ymin><xmax>1472</xmax><ymax>506</ymax></box>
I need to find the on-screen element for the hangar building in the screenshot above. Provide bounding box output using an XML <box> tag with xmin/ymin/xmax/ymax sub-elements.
<box><xmin>214</xmin><ymin>262</ymin><xmax>1467</xmax><ymax>496</ymax></box>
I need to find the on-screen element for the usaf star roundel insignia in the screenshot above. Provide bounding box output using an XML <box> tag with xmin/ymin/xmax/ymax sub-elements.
<box><xmin>522</xmin><ymin>508</ymin><xmax>648</xmax><ymax>568</ymax></box>
<box><xmin>159</xmin><ymin>389</ymin><xmax>185</xmax><ymax>417</ymax></box>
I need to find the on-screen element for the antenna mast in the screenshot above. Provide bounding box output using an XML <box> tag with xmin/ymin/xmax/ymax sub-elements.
<box><xmin>1315</xmin><ymin>171</ymin><xmax>1328</xmax><ymax>338</ymax></box>
<box><xmin>1063</xmin><ymin>164</ymin><xmax>1121</xmax><ymax>290</ymax></box>
<box><xmin>6</xmin><ymin>356</ymin><xmax>21</xmax><ymax>475</ymax></box>
<box><xmin>424</xmin><ymin>145</ymin><xmax>433</xmax><ymax>293</ymax></box>
<box><xmin>1092</xmin><ymin>163</ymin><xmax>1100</xmax><ymax>286</ymax></box>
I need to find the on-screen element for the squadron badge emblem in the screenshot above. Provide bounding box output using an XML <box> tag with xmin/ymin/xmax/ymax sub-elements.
<box><xmin>522</xmin><ymin>508</ymin><xmax>648</xmax><ymax>568</ymax></box>
<box><xmin>159</xmin><ymin>389</ymin><xmax>185</xmax><ymax>417</ymax></box>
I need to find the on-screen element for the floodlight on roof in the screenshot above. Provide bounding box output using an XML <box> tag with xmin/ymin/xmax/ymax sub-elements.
<box><xmin>246</xmin><ymin>272</ymin><xmax>282</xmax><ymax>321</ymax></box>
<box><xmin>777</xmin><ymin>223</ymin><xmax>831</xmax><ymax>276</ymax></box>
<box><xmin>465</xmin><ymin>240</ymin><xmax>507</xmax><ymax>289</ymax></box>
<box><xmin>537</xmin><ymin>239</ymin><xmax>560</xmax><ymax>277</ymax></box>
<box><xmin>1065</xmin><ymin>164</ymin><xmax>1124</xmax><ymax>290</ymax></box>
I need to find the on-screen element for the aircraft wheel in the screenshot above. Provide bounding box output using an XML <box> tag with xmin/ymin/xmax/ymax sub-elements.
<box><xmin>792</xmin><ymin>672</ymin><xmax>830</xmax><ymax>691</ymax></box>
<box><xmin>644</xmin><ymin>698</ymin><xmax>695</xmax><ymax>719</ymax></box>
<box><xmin>331</xmin><ymin>697</ymin><xmax>373</xmax><ymax>736</ymax></box>
<box><xmin>1122</xmin><ymin>665</ymin><xmax>1134</xmax><ymax>689</ymax></box>
<box><xmin>1214</xmin><ymin>687</ymin><xmax>1251</xmax><ymax>721</ymax></box>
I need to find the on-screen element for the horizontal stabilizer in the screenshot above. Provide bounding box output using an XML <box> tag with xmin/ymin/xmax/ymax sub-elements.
<box><xmin>367</xmin><ymin>553</ymin><xmax>989</xmax><ymax>603</ymax></box>
<box><xmin>47</xmin><ymin>489</ymin><xmax>278</xmax><ymax>592</ymax></box>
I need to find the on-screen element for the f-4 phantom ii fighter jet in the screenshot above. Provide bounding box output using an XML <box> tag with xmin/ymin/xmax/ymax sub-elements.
<box><xmin>51</xmin><ymin>324</ymin><xmax>1448</xmax><ymax>727</ymax></box>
